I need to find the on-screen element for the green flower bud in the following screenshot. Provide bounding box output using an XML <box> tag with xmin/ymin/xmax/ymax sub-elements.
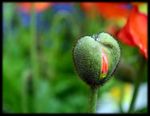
<box><xmin>73</xmin><ymin>32</ymin><xmax>121</xmax><ymax>87</ymax></box>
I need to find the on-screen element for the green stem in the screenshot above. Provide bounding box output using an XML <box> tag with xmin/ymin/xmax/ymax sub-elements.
<box><xmin>128</xmin><ymin>57</ymin><xmax>145</xmax><ymax>113</ymax></box>
<box><xmin>21</xmin><ymin>75</ymin><xmax>28</xmax><ymax>113</ymax></box>
<box><xmin>29</xmin><ymin>4</ymin><xmax>39</xmax><ymax>112</ymax></box>
<box><xmin>88</xmin><ymin>86</ymin><xmax>98</xmax><ymax>113</ymax></box>
<box><xmin>30</xmin><ymin>4</ymin><xmax>39</xmax><ymax>80</ymax></box>
<box><xmin>119</xmin><ymin>83</ymin><xmax>124</xmax><ymax>113</ymax></box>
<box><xmin>128</xmin><ymin>83</ymin><xmax>139</xmax><ymax>113</ymax></box>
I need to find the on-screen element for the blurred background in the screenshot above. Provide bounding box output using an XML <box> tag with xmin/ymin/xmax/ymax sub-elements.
<box><xmin>3</xmin><ymin>2</ymin><xmax>148</xmax><ymax>113</ymax></box>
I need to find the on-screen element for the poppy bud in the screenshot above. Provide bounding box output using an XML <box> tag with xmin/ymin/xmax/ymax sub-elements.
<box><xmin>73</xmin><ymin>32</ymin><xmax>121</xmax><ymax>87</ymax></box>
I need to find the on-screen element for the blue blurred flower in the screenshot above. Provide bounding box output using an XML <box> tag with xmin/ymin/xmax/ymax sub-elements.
<box><xmin>51</xmin><ymin>3</ymin><xmax>76</xmax><ymax>13</ymax></box>
<box><xmin>18</xmin><ymin>11</ymin><xmax>50</xmax><ymax>32</ymax></box>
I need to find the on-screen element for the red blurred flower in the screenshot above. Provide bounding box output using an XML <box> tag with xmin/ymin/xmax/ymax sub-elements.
<box><xmin>81</xmin><ymin>2</ymin><xmax>133</xmax><ymax>20</ymax></box>
<box><xmin>96</xmin><ymin>2</ymin><xmax>131</xmax><ymax>19</ymax></box>
<box><xmin>17</xmin><ymin>2</ymin><xmax>52</xmax><ymax>13</ymax></box>
<box><xmin>117</xmin><ymin>7</ymin><xmax>147</xmax><ymax>59</ymax></box>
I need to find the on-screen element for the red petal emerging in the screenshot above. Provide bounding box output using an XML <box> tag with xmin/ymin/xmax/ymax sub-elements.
<box><xmin>101</xmin><ymin>49</ymin><xmax>108</xmax><ymax>75</ymax></box>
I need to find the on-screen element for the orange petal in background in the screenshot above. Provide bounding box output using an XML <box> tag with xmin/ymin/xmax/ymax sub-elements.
<box><xmin>17</xmin><ymin>2</ymin><xmax>52</xmax><ymax>13</ymax></box>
